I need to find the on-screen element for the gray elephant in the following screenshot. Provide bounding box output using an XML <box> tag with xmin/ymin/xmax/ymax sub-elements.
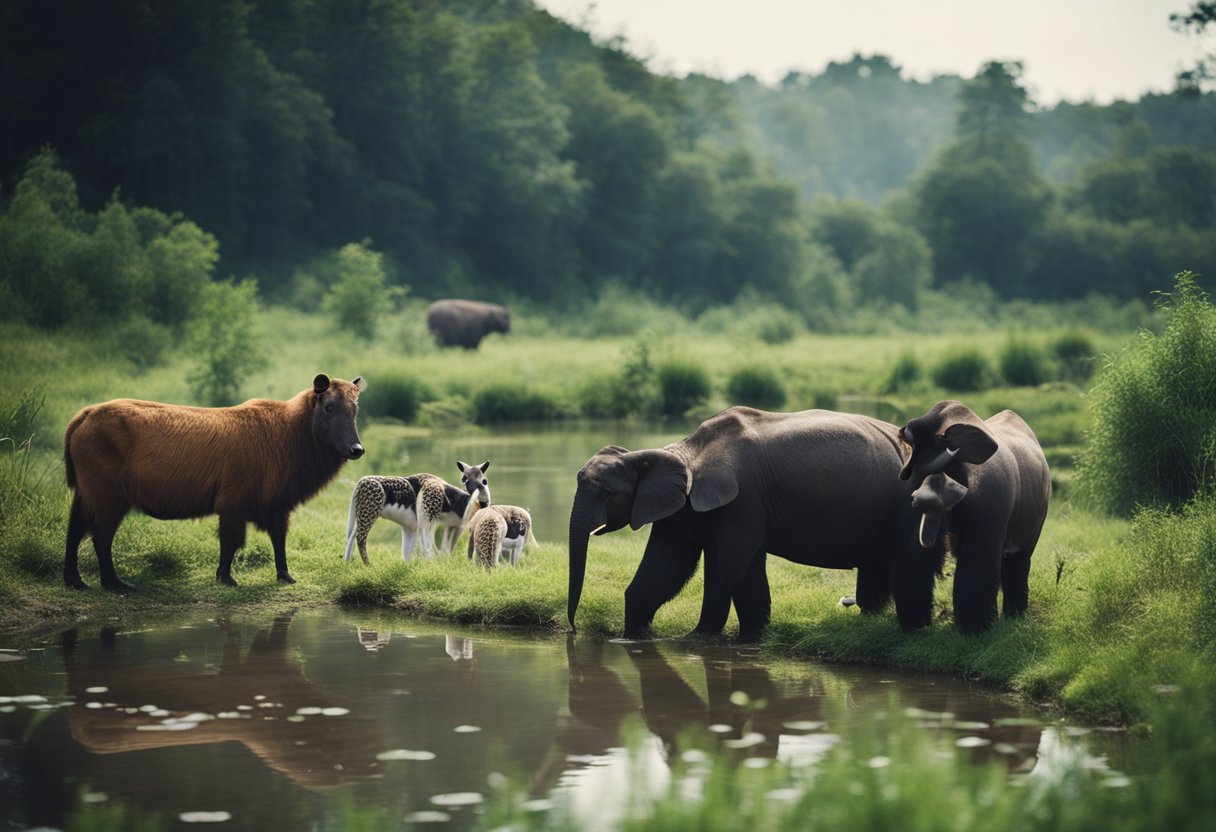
<box><xmin>897</xmin><ymin>401</ymin><xmax>1051</xmax><ymax>633</ymax></box>
<box><xmin>567</xmin><ymin>406</ymin><xmax>945</xmax><ymax>641</ymax></box>
<box><xmin>426</xmin><ymin>299</ymin><xmax>510</xmax><ymax>349</ymax></box>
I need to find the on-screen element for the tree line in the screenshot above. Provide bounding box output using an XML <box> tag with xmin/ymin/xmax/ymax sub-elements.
<box><xmin>1</xmin><ymin>0</ymin><xmax>1213</xmax><ymax>328</ymax></box>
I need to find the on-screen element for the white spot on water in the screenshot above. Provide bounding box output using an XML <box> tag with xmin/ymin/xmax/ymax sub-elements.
<box><xmin>868</xmin><ymin>756</ymin><xmax>892</xmax><ymax>768</ymax></box>
<box><xmin>708</xmin><ymin>724</ymin><xmax>732</xmax><ymax>734</ymax></box>
<box><xmin>404</xmin><ymin>811</ymin><xmax>450</xmax><ymax>823</ymax></box>
<box><xmin>722</xmin><ymin>732</ymin><xmax>765</xmax><ymax>749</ymax></box>
<box><xmin>179</xmin><ymin>811</ymin><xmax>233</xmax><ymax>823</ymax></box>
<box><xmin>782</xmin><ymin>721</ymin><xmax>826</xmax><ymax>732</ymax></box>
<box><xmin>955</xmin><ymin>736</ymin><xmax>991</xmax><ymax>748</ymax></box>
<box><xmin>322</xmin><ymin>707</ymin><xmax>350</xmax><ymax>717</ymax></box>
<box><xmin>430</xmin><ymin>792</ymin><xmax>483</xmax><ymax>807</ymax></box>
<box><xmin>296</xmin><ymin>707</ymin><xmax>323</xmax><ymax>716</ymax></box>
<box><xmin>453</xmin><ymin>725</ymin><xmax>480</xmax><ymax>733</ymax></box>
<box><xmin>85</xmin><ymin>686</ymin><xmax>109</xmax><ymax>694</ymax></box>
<box><xmin>376</xmin><ymin>749</ymin><xmax>436</xmax><ymax>761</ymax></box>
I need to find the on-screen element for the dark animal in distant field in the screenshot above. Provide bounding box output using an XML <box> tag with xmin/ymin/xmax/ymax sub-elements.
<box><xmin>898</xmin><ymin>400</ymin><xmax>1051</xmax><ymax>633</ymax></box>
<box><xmin>344</xmin><ymin>461</ymin><xmax>491</xmax><ymax>563</ymax></box>
<box><xmin>63</xmin><ymin>374</ymin><xmax>366</xmax><ymax>590</ymax></box>
<box><xmin>426</xmin><ymin>299</ymin><xmax>510</xmax><ymax>349</ymax></box>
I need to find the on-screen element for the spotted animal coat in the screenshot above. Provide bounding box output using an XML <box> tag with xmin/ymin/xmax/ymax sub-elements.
<box><xmin>466</xmin><ymin>504</ymin><xmax>533</xmax><ymax>568</ymax></box>
<box><xmin>344</xmin><ymin>472</ymin><xmax>488</xmax><ymax>563</ymax></box>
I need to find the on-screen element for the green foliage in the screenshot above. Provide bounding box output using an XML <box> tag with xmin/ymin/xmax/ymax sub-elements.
<box><xmin>727</xmin><ymin>366</ymin><xmax>787</xmax><ymax>410</ymax></box>
<box><xmin>321</xmin><ymin>242</ymin><xmax>403</xmax><ymax>341</ymax></box>
<box><xmin>473</xmin><ymin>385</ymin><xmax>561</xmax><ymax>424</ymax></box>
<box><xmin>358</xmin><ymin>371</ymin><xmax>432</xmax><ymax>423</ymax></box>
<box><xmin>882</xmin><ymin>351</ymin><xmax>923</xmax><ymax>393</ymax></box>
<box><xmin>997</xmin><ymin>335</ymin><xmax>1052</xmax><ymax>386</ymax></box>
<box><xmin>0</xmin><ymin>150</ymin><xmax>217</xmax><ymax>329</ymax></box>
<box><xmin>186</xmin><ymin>278</ymin><xmax>267</xmax><ymax>406</ymax></box>
<box><xmin>931</xmin><ymin>348</ymin><xmax>995</xmax><ymax>392</ymax></box>
<box><xmin>656</xmin><ymin>359</ymin><xmax>711</xmax><ymax>417</ymax></box>
<box><xmin>579</xmin><ymin>340</ymin><xmax>663</xmax><ymax>418</ymax></box>
<box><xmin>1051</xmin><ymin>329</ymin><xmax>1097</xmax><ymax>381</ymax></box>
<box><xmin>1076</xmin><ymin>273</ymin><xmax>1216</xmax><ymax>513</ymax></box>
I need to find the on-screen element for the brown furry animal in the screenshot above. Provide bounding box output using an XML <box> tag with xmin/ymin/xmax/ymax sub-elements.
<box><xmin>63</xmin><ymin>374</ymin><xmax>366</xmax><ymax>590</ymax></box>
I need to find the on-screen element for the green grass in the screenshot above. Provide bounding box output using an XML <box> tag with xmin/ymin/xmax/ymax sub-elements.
<box><xmin>1</xmin><ymin>307</ymin><xmax>1205</xmax><ymax>731</ymax></box>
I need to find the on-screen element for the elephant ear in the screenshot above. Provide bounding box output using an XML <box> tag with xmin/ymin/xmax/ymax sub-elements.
<box><xmin>940</xmin><ymin>402</ymin><xmax>999</xmax><ymax>465</ymax></box>
<box><xmin>687</xmin><ymin>452</ymin><xmax>739</xmax><ymax>513</ymax></box>
<box><xmin>629</xmin><ymin>449</ymin><xmax>690</xmax><ymax>530</ymax></box>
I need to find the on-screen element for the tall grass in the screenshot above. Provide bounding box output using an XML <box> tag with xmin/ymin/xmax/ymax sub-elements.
<box><xmin>1075</xmin><ymin>273</ymin><xmax>1216</xmax><ymax>514</ymax></box>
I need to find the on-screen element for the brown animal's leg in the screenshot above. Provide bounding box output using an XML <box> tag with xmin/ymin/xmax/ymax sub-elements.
<box><xmin>217</xmin><ymin>513</ymin><xmax>246</xmax><ymax>586</ymax></box>
<box><xmin>91</xmin><ymin>506</ymin><xmax>132</xmax><ymax>592</ymax></box>
<box><xmin>267</xmin><ymin>514</ymin><xmax>296</xmax><ymax>584</ymax></box>
<box><xmin>64</xmin><ymin>495</ymin><xmax>91</xmax><ymax>590</ymax></box>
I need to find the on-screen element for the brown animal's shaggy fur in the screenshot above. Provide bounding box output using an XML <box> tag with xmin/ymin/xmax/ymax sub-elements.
<box><xmin>64</xmin><ymin>374</ymin><xmax>366</xmax><ymax>590</ymax></box>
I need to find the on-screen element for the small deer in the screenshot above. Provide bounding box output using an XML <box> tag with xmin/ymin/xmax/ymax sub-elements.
<box><xmin>344</xmin><ymin>461</ymin><xmax>490</xmax><ymax>563</ymax></box>
<box><xmin>467</xmin><ymin>504</ymin><xmax>535</xmax><ymax>568</ymax></box>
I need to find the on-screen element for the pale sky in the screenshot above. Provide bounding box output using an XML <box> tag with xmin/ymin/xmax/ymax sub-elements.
<box><xmin>534</xmin><ymin>0</ymin><xmax>1211</xmax><ymax>105</ymax></box>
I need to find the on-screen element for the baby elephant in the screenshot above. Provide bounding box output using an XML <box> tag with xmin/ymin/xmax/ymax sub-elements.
<box><xmin>898</xmin><ymin>401</ymin><xmax>1051</xmax><ymax>633</ymax></box>
<box><xmin>345</xmin><ymin>461</ymin><xmax>490</xmax><ymax>563</ymax></box>
<box><xmin>467</xmin><ymin>505</ymin><xmax>534</xmax><ymax>568</ymax></box>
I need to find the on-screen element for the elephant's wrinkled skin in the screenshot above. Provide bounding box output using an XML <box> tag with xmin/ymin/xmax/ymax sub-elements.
<box><xmin>898</xmin><ymin>401</ymin><xmax>1051</xmax><ymax>633</ymax></box>
<box><xmin>568</xmin><ymin>407</ymin><xmax>944</xmax><ymax>640</ymax></box>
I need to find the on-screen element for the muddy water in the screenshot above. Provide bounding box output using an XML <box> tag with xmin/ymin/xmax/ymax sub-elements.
<box><xmin>0</xmin><ymin>610</ymin><xmax>1131</xmax><ymax>831</ymax></box>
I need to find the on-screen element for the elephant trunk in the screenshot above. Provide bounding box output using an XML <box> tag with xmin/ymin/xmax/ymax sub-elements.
<box><xmin>567</xmin><ymin>485</ymin><xmax>607</xmax><ymax>631</ymax></box>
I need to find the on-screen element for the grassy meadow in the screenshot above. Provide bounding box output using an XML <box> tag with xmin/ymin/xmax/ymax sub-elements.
<box><xmin>0</xmin><ymin>301</ymin><xmax>1211</xmax><ymax>731</ymax></box>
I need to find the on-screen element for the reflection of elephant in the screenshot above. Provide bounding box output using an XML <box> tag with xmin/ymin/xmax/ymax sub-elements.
<box><xmin>898</xmin><ymin>401</ymin><xmax>1051</xmax><ymax>633</ymax></box>
<box><xmin>554</xmin><ymin>639</ymin><xmax>1044</xmax><ymax>775</ymax></box>
<box><xmin>567</xmin><ymin>407</ymin><xmax>944</xmax><ymax>640</ymax></box>
<box><xmin>426</xmin><ymin>299</ymin><xmax>510</xmax><ymax>349</ymax></box>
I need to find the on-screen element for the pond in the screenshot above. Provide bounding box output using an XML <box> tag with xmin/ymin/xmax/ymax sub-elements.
<box><xmin>1</xmin><ymin>610</ymin><xmax>1132</xmax><ymax>831</ymax></box>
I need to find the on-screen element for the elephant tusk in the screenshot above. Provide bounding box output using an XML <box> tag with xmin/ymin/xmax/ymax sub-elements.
<box><xmin>918</xmin><ymin>514</ymin><xmax>929</xmax><ymax>548</ymax></box>
<box><xmin>589</xmin><ymin>523</ymin><xmax>606</xmax><ymax>536</ymax></box>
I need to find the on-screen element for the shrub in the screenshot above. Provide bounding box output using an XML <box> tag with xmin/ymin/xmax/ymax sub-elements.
<box><xmin>1052</xmin><ymin>329</ymin><xmax>1097</xmax><ymax>381</ymax></box>
<box><xmin>998</xmin><ymin>336</ymin><xmax>1051</xmax><ymax>386</ymax></box>
<box><xmin>727</xmin><ymin>366</ymin><xmax>787</xmax><ymax>410</ymax></box>
<box><xmin>1075</xmin><ymin>273</ymin><xmax>1216</xmax><ymax>514</ymax></box>
<box><xmin>882</xmin><ymin>351</ymin><xmax>922</xmax><ymax>393</ymax></box>
<box><xmin>107</xmin><ymin>315</ymin><xmax>173</xmax><ymax>372</ymax></box>
<box><xmin>657</xmin><ymin>360</ymin><xmax>711</xmax><ymax>416</ymax></box>
<box><xmin>359</xmin><ymin>371</ymin><xmax>432</xmax><ymax>423</ymax></box>
<box><xmin>474</xmin><ymin>384</ymin><xmax>560</xmax><ymax>423</ymax></box>
<box><xmin>321</xmin><ymin>242</ymin><xmax>404</xmax><ymax>341</ymax></box>
<box><xmin>186</xmin><ymin>278</ymin><xmax>266</xmax><ymax>406</ymax></box>
<box><xmin>930</xmin><ymin>348</ymin><xmax>994</xmax><ymax>392</ymax></box>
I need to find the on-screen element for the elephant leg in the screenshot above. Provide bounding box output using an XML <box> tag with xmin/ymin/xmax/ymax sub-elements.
<box><xmin>891</xmin><ymin>548</ymin><xmax>938</xmax><ymax>631</ymax></box>
<box><xmin>1001</xmin><ymin>549</ymin><xmax>1033</xmax><ymax>617</ymax></box>
<box><xmin>692</xmin><ymin>542</ymin><xmax>730</xmax><ymax>637</ymax></box>
<box><xmin>731</xmin><ymin>550</ymin><xmax>770</xmax><ymax>642</ymax></box>
<box><xmin>952</xmin><ymin>539</ymin><xmax>1002</xmax><ymax>634</ymax></box>
<box><xmin>624</xmin><ymin>522</ymin><xmax>701</xmax><ymax>639</ymax></box>
<box><xmin>855</xmin><ymin>563</ymin><xmax>892</xmax><ymax>614</ymax></box>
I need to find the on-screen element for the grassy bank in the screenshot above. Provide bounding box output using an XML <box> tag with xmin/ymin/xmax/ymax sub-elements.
<box><xmin>1</xmin><ymin>309</ymin><xmax>1210</xmax><ymax>729</ymax></box>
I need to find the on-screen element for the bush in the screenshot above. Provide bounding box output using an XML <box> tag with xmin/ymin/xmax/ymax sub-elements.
<box><xmin>473</xmin><ymin>384</ymin><xmax>561</xmax><ymax>423</ymax></box>
<box><xmin>359</xmin><ymin>371</ymin><xmax>432</xmax><ymax>423</ymax></box>
<box><xmin>1052</xmin><ymin>329</ymin><xmax>1097</xmax><ymax>381</ymax></box>
<box><xmin>882</xmin><ymin>351</ymin><xmax>922</xmax><ymax>393</ymax></box>
<box><xmin>657</xmin><ymin>360</ymin><xmax>711</xmax><ymax>416</ymax></box>
<box><xmin>107</xmin><ymin>315</ymin><xmax>173</xmax><ymax>372</ymax></box>
<box><xmin>1076</xmin><ymin>273</ymin><xmax>1216</xmax><ymax>514</ymax></box>
<box><xmin>186</xmin><ymin>278</ymin><xmax>266</xmax><ymax>406</ymax></box>
<box><xmin>727</xmin><ymin>366</ymin><xmax>787</xmax><ymax>410</ymax></box>
<box><xmin>998</xmin><ymin>336</ymin><xmax>1051</xmax><ymax>386</ymax></box>
<box><xmin>321</xmin><ymin>242</ymin><xmax>404</xmax><ymax>341</ymax></box>
<box><xmin>931</xmin><ymin>348</ymin><xmax>994</xmax><ymax>392</ymax></box>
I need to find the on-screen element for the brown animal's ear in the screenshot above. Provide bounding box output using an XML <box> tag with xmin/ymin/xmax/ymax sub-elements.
<box><xmin>352</xmin><ymin>375</ymin><xmax>366</xmax><ymax>392</ymax></box>
<box><xmin>940</xmin><ymin>402</ymin><xmax>999</xmax><ymax>465</ymax></box>
<box><xmin>313</xmin><ymin>374</ymin><xmax>331</xmax><ymax>394</ymax></box>
<box><xmin>629</xmin><ymin>449</ymin><xmax>689</xmax><ymax>529</ymax></box>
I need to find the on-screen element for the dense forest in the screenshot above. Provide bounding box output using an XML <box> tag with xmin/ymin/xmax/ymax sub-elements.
<box><xmin>1</xmin><ymin>0</ymin><xmax>1214</xmax><ymax>331</ymax></box>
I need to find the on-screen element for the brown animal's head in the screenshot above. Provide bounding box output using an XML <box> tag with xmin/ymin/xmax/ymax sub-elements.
<box><xmin>312</xmin><ymin>374</ymin><xmax>366</xmax><ymax>460</ymax></box>
<box><xmin>457</xmin><ymin>460</ymin><xmax>491</xmax><ymax>507</ymax></box>
<box><xmin>898</xmin><ymin>400</ymin><xmax>998</xmax><ymax>483</ymax></box>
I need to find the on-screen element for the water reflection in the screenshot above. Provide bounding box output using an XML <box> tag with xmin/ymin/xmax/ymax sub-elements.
<box><xmin>0</xmin><ymin>611</ymin><xmax>1130</xmax><ymax>831</ymax></box>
